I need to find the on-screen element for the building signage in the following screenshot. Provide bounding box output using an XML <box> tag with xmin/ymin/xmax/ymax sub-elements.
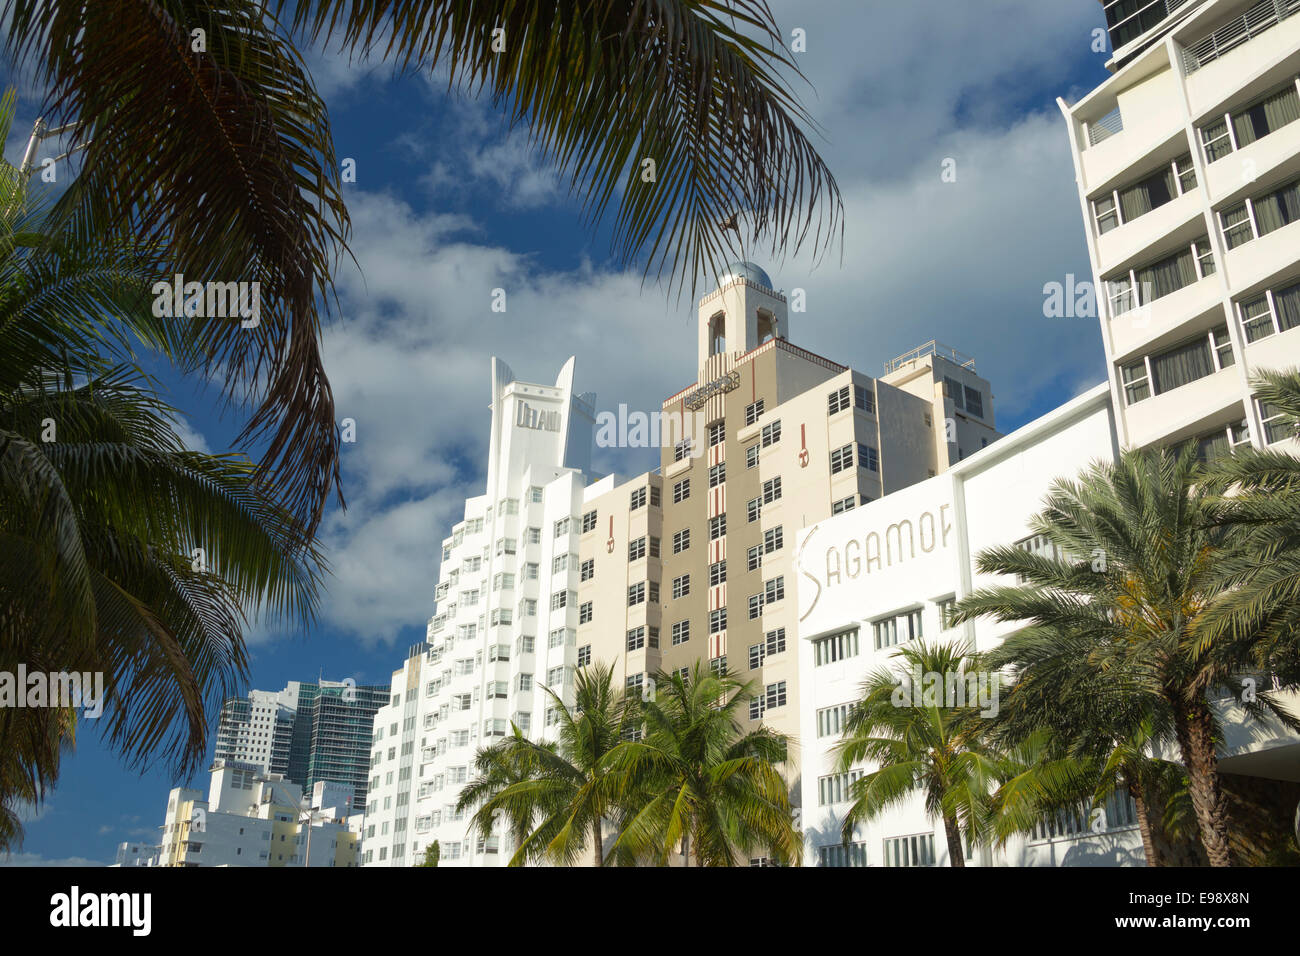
<box><xmin>516</xmin><ymin>401</ymin><xmax>561</xmax><ymax>432</ymax></box>
<box><xmin>797</xmin><ymin>502</ymin><xmax>953</xmax><ymax>622</ymax></box>
<box><xmin>684</xmin><ymin>370</ymin><xmax>741</xmax><ymax>410</ymax></box>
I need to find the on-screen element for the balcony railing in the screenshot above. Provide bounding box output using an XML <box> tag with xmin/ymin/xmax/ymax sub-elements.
<box><xmin>1182</xmin><ymin>0</ymin><xmax>1300</xmax><ymax>73</ymax></box>
<box><xmin>883</xmin><ymin>340</ymin><xmax>977</xmax><ymax>375</ymax></box>
<box><xmin>1087</xmin><ymin>106</ymin><xmax>1125</xmax><ymax>147</ymax></box>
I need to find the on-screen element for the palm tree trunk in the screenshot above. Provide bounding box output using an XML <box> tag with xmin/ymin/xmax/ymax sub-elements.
<box><xmin>942</xmin><ymin>813</ymin><xmax>965</xmax><ymax>867</ymax></box>
<box><xmin>1126</xmin><ymin>775</ymin><xmax>1161</xmax><ymax>867</ymax></box>
<box><xmin>681</xmin><ymin>832</ymin><xmax>689</xmax><ymax>867</ymax></box>
<box><xmin>592</xmin><ymin>819</ymin><xmax>603</xmax><ymax>867</ymax></box>
<box><xmin>1172</xmin><ymin>697</ymin><xmax>1236</xmax><ymax>867</ymax></box>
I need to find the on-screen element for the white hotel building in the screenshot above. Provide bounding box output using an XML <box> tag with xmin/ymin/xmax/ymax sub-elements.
<box><xmin>363</xmin><ymin>358</ymin><xmax>597</xmax><ymax>866</ymax></box>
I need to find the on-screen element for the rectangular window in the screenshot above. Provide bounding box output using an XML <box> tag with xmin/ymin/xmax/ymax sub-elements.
<box><xmin>672</xmin><ymin>574</ymin><xmax>691</xmax><ymax>599</ymax></box>
<box><xmin>552</xmin><ymin>554</ymin><xmax>569</xmax><ymax>574</ymax></box>
<box><xmin>874</xmin><ymin>609</ymin><xmax>922</xmax><ymax>649</ymax></box>
<box><xmin>577</xmin><ymin>644</ymin><xmax>591</xmax><ymax>667</ymax></box>
<box><xmin>761</xmin><ymin>420</ymin><xmax>782</xmax><ymax>447</ymax></box>
<box><xmin>650</xmin><ymin>486</ymin><xmax>661</xmax><ymax>508</ymax></box>
<box><xmin>963</xmin><ymin>387</ymin><xmax>983</xmax><ymax>419</ymax></box>
<box><xmin>1202</xmin><ymin>83</ymin><xmax>1300</xmax><ymax>165</ymax></box>
<box><xmin>630</xmin><ymin>487</ymin><xmax>647</xmax><ymax>510</ymax></box>
<box><xmin>674</xmin><ymin>438</ymin><xmax>693</xmax><ymax>462</ymax></box>
<box><xmin>813</xmin><ymin>627</ymin><xmax>859</xmax><ymax>666</ymax></box>
<box><xmin>828</xmin><ymin>385</ymin><xmax>851</xmax><ymax>415</ymax></box>
<box><xmin>854</xmin><ymin>384</ymin><xmax>875</xmax><ymax>414</ymax></box>
<box><xmin>673</xmin><ymin>528</ymin><xmax>691</xmax><ymax>553</ymax></box>
<box><xmin>628</xmin><ymin>582</ymin><xmax>646</xmax><ymax>606</ymax></box>
<box><xmin>581</xmin><ymin>510</ymin><xmax>597</xmax><ymax>533</ymax></box>
<box><xmin>549</xmin><ymin>590</ymin><xmax>570</xmax><ymax>611</ymax></box>
<box><xmin>883</xmin><ymin>833</ymin><xmax>936</xmax><ymax>868</ymax></box>
<box><xmin>747</xmin><ymin>544</ymin><xmax>762</xmax><ymax>571</ymax></box>
<box><xmin>580</xmin><ymin>559</ymin><xmax>594</xmax><ymax>582</ymax></box>
<box><xmin>579</xmin><ymin>602</ymin><xmax>593</xmax><ymax>624</ymax></box>
<box><xmin>709</xmin><ymin>514</ymin><xmax>727</xmax><ymax>539</ymax></box>
<box><xmin>1219</xmin><ymin>176</ymin><xmax>1300</xmax><ymax>250</ymax></box>
<box><xmin>1259</xmin><ymin>400</ymin><xmax>1294</xmax><ymax>445</ymax></box>
<box><xmin>707</xmin><ymin>421</ymin><xmax>725</xmax><ymax>447</ymax></box>
<box><xmin>818</xmin><ymin>770</ymin><xmax>867</xmax><ymax>806</ymax></box>
<box><xmin>747</xmin><ymin>497</ymin><xmax>762</xmax><ymax>523</ymax></box>
<box><xmin>745</xmin><ymin>399</ymin><xmax>765</xmax><ymax>426</ymax></box>
<box><xmin>817</xmin><ymin>703</ymin><xmax>851</xmax><ymax>738</ymax></box>
<box><xmin>944</xmin><ymin>376</ymin><xmax>965</xmax><ymax>411</ymax></box>
<box><xmin>937</xmin><ymin>597</ymin><xmax>956</xmax><ymax>631</ymax></box>
<box><xmin>553</xmin><ymin>518</ymin><xmax>570</xmax><ymax>538</ymax></box>
<box><xmin>627</xmin><ymin>626</ymin><xmax>648</xmax><ymax>651</ymax></box>
<box><xmin>671</xmin><ymin>620</ymin><xmax>690</xmax><ymax>645</ymax></box>
<box><xmin>764</xmin><ymin>575</ymin><xmax>785</xmax><ymax>605</ymax></box>
<box><xmin>830</xmin><ymin>443</ymin><xmax>853</xmax><ymax>475</ymax></box>
<box><xmin>709</xmin><ymin>656</ymin><xmax>727</xmax><ymax>676</ymax></box>
<box><xmin>763</xmin><ymin>526</ymin><xmax>783</xmax><ymax>554</ymax></box>
<box><xmin>629</xmin><ymin>536</ymin><xmax>647</xmax><ymax>561</ymax></box>
<box><xmin>709</xmin><ymin>561</ymin><xmax>727</xmax><ymax>587</ymax></box>
<box><xmin>709</xmin><ymin>607</ymin><xmax>727</xmax><ymax>634</ymax></box>
<box><xmin>709</xmin><ymin>462</ymin><xmax>726</xmax><ymax>488</ymax></box>
<box><xmin>748</xmin><ymin>593</ymin><xmax>763</xmax><ymax>620</ymax></box>
<box><xmin>516</xmin><ymin>673</ymin><xmax>533</xmax><ymax>692</ymax></box>
<box><xmin>832</xmin><ymin>495</ymin><xmax>856</xmax><ymax>515</ymax></box>
<box><xmin>746</xmin><ymin>443</ymin><xmax>760</xmax><ymax>468</ymax></box>
<box><xmin>857</xmin><ymin>444</ymin><xmax>879</xmax><ymax>472</ymax></box>
<box><xmin>748</xmin><ymin>627</ymin><xmax>787</xmax><ymax>669</ymax></box>
<box><xmin>673</xmin><ymin>478</ymin><xmax>690</xmax><ymax>503</ymax></box>
<box><xmin>762</xmin><ymin>476</ymin><xmax>782</xmax><ymax>504</ymax></box>
<box><xmin>818</xmin><ymin>842</ymin><xmax>869</xmax><ymax>868</ymax></box>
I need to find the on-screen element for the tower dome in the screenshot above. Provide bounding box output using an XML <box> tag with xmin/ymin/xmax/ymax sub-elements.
<box><xmin>718</xmin><ymin>260</ymin><xmax>773</xmax><ymax>290</ymax></box>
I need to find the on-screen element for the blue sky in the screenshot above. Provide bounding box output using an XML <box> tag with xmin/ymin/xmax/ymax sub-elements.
<box><xmin>4</xmin><ymin>0</ymin><xmax>1115</xmax><ymax>865</ymax></box>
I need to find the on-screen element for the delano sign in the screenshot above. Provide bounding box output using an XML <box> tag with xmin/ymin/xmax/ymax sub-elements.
<box><xmin>798</xmin><ymin>499</ymin><xmax>954</xmax><ymax>623</ymax></box>
<box><xmin>683</xmin><ymin>370</ymin><xmax>741</xmax><ymax>410</ymax></box>
<box><xmin>516</xmin><ymin>401</ymin><xmax>561</xmax><ymax>432</ymax></box>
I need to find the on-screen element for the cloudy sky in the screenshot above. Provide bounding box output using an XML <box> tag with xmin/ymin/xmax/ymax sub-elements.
<box><xmin>4</xmin><ymin>0</ymin><xmax>1115</xmax><ymax>864</ymax></box>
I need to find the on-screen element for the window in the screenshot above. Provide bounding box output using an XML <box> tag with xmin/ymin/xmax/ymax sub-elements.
<box><xmin>828</xmin><ymin>385</ymin><xmax>851</xmax><ymax>415</ymax></box>
<box><xmin>749</xmin><ymin>627</ymin><xmax>786</xmax><ymax>669</ymax></box>
<box><xmin>553</xmin><ymin>518</ymin><xmax>570</xmax><ymax>538</ymax></box>
<box><xmin>832</xmin><ymin>495</ymin><xmax>856</xmax><ymax>514</ymax></box>
<box><xmin>1259</xmin><ymin>400</ymin><xmax>1295</xmax><ymax>445</ymax></box>
<box><xmin>883</xmin><ymin>833</ymin><xmax>936</xmax><ymax>867</ymax></box>
<box><xmin>874</xmin><ymin>609</ymin><xmax>922</xmax><ymax>649</ymax></box>
<box><xmin>746</xmin><ymin>443</ymin><xmax>760</xmax><ymax>468</ymax></box>
<box><xmin>709</xmin><ymin>514</ymin><xmax>727</xmax><ymax>540</ymax></box>
<box><xmin>747</xmin><ymin>497</ymin><xmax>762</xmax><ymax>523</ymax></box>
<box><xmin>552</xmin><ymin>554</ymin><xmax>569</xmax><ymax>574</ymax></box>
<box><xmin>671</xmin><ymin>620</ymin><xmax>690</xmax><ymax>645</ymax></box>
<box><xmin>761</xmin><ymin>420</ymin><xmax>782</xmax><ymax>447</ymax></box>
<box><xmin>813</xmin><ymin>627</ymin><xmax>859</xmax><ymax>666</ymax></box>
<box><xmin>854</xmin><ymin>384</ymin><xmax>875</xmax><ymax>414</ymax></box>
<box><xmin>517</xmin><ymin>673</ymin><xmax>533</xmax><ymax>692</ymax></box>
<box><xmin>548</xmin><ymin>665</ymin><xmax>567</xmax><ymax>687</ymax></box>
<box><xmin>764</xmin><ymin>575</ymin><xmax>785</xmax><ymax>605</ymax></box>
<box><xmin>1218</xmin><ymin>176</ymin><xmax>1300</xmax><ymax>250</ymax></box>
<box><xmin>830</xmin><ymin>443</ymin><xmax>853</xmax><ymax>474</ymax></box>
<box><xmin>579</xmin><ymin>602</ymin><xmax>593</xmax><ymax>624</ymax></box>
<box><xmin>525</xmin><ymin>562</ymin><xmax>539</xmax><ymax>580</ymax></box>
<box><xmin>626</xmin><ymin>673</ymin><xmax>645</xmax><ymax>698</ymax></box>
<box><xmin>549</xmin><ymin>590</ymin><xmax>571</xmax><ymax>611</ymax></box>
<box><xmin>673</xmin><ymin>478</ymin><xmax>690</xmax><ymax>503</ymax></box>
<box><xmin>963</xmin><ymin>387</ymin><xmax>983</xmax><ymax>419</ymax></box>
<box><xmin>650</xmin><ymin>486</ymin><xmax>661</xmax><ymax>507</ymax></box>
<box><xmin>817</xmin><ymin>703</ymin><xmax>851</xmax><ymax>738</ymax></box>
<box><xmin>520</xmin><ymin>598</ymin><xmax>537</xmax><ymax>617</ymax></box>
<box><xmin>745</xmin><ymin>399</ymin><xmax>765</xmax><ymax>426</ymax></box>
<box><xmin>577</xmin><ymin>644</ymin><xmax>591</xmax><ymax>667</ymax></box>
<box><xmin>707</xmin><ymin>421</ymin><xmax>725</xmax><ymax>447</ymax></box>
<box><xmin>765</xmin><ymin>681</ymin><xmax>787</xmax><ymax>710</ymax></box>
<box><xmin>1105</xmin><ymin>236</ymin><xmax>1215</xmax><ymax>316</ymax></box>
<box><xmin>549</xmin><ymin>626</ymin><xmax>573</xmax><ymax>648</ymax></box>
<box><xmin>1093</xmin><ymin>153</ymin><xmax>1197</xmax><ymax>237</ymax></box>
<box><xmin>672</xmin><ymin>574</ymin><xmax>690</xmax><ymax>599</ymax></box>
<box><xmin>706</xmin><ymin>463</ymin><xmax>725</xmax><ymax>491</ymax></box>
<box><xmin>494</xmin><ymin>538</ymin><xmax>516</xmax><ymax>557</ymax></box>
<box><xmin>708</xmin><ymin>560</ymin><xmax>727</xmax><ymax>586</ymax></box>
<box><xmin>944</xmin><ymin>376</ymin><xmax>964</xmax><ymax>411</ymax></box>
<box><xmin>819</xmin><ymin>842</ymin><xmax>868</xmax><ymax>868</ymax></box>
<box><xmin>1200</xmin><ymin>82</ymin><xmax>1300</xmax><ymax>165</ymax></box>
<box><xmin>629</xmin><ymin>536</ymin><xmax>647</xmax><ymax>561</ymax></box>
<box><xmin>937</xmin><ymin>597</ymin><xmax>957</xmax><ymax>631</ymax></box>
<box><xmin>1194</xmin><ymin>420</ymin><xmax>1251</xmax><ymax>463</ymax></box>
<box><xmin>674</xmin><ymin>438</ymin><xmax>693</xmax><ymax>462</ymax></box>
<box><xmin>517</xmin><ymin>635</ymin><xmax>535</xmax><ymax>654</ymax></box>
<box><xmin>525</xmin><ymin>527</ymin><xmax>541</xmax><ymax>545</ymax></box>
<box><xmin>709</xmin><ymin>656</ymin><xmax>727</xmax><ymax>676</ymax></box>
<box><xmin>627</xmin><ymin>626</ymin><xmax>649</xmax><ymax>651</ymax></box>
<box><xmin>580</xmin><ymin>559</ymin><xmax>594</xmax><ymax>582</ymax></box>
<box><xmin>857</xmin><ymin>443</ymin><xmax>879</xmax><ymax>472</ymax></box>
<box><xmin>1120</xmin><ymin>325</ymin><xmax>1234</xmax><ymax>406</ymax></box>
<box><xmin>581</xmin><ymin>510</ymin><xmax>597</xmax><ymax>533</ymax></box>
<box><xmin>709</xmin><ymin>607</ymin><xmax>727</xmax><ymax>634</ymax></box>
<box><xmin>628</xmin><ymin>582</ymin><xmax>647</xmax><ymax>606</ymax></box>
<box><xmin>748</xmin><ymin>593</ymin><xmax>763</xmax><ymax>620</ymax></box>
<box><xmin>630</xmin><ymin>487</ymin><xmax>647</xmax><ymax>510</ymax></box>
<box><xmin>490</xmin><ymin>608</ymin><xmax>513</xmax><ymax>626</ymax></box>
<box><xmin>1093</xmin><ymin>192</ymin><xmax>1120</xmax><ymax>234</ymax></box>
<box><xmin>763</xmin><ymin>526</ymin><xmax>783</xmax><ymax>554</ymax></box>
<box><xmin>762</xmin><ymin>476</ymin><xmax>782</xmax><ymax>503</ymax></box>
<box><xmin>747</xmin><ymin>544</ymin><xmax>762</xmax><ymax>572</ymax></box>
<box><xmin>673</xmin><ymin>528</ymin><xmax>691</xmax><ymax>553</ymax></box>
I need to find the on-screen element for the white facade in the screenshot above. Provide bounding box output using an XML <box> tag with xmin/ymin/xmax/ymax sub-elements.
<box><xmin>364</xmin><ymin>357</ymin><xmax>596</xmax><ymax>866</ymax></box>
<box><xmin>1060</xmin><ymin>0</ymin><xmax>1300</xmax><ymax>454</ymax></box>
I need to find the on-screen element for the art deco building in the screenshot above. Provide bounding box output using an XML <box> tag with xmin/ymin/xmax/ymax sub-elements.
<box><xmin>1060</xmin><ymin>0</ymin><xmax>1300</xmax><ymax>455</ymax></box>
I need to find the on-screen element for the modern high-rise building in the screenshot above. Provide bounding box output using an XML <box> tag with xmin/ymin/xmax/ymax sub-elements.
<box><xmin>214</xmin><ymin>679</ymin><xmax>387</xmax><ymax>818</ymax></box>
<box><xmin>1060</xmin><ymin>0</ymin><xmax>1300</xmax><ymax>455</ymax></box>
<box><xmin>363</xmin><ymin>358</ymin><xmax>597</xmax><ymax>866</ymax></box>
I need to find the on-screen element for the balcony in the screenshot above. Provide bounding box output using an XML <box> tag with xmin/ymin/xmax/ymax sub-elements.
<box><xmin>1181</xmin><ymin>0</ymin><xmax>1300</xmax><ymax>73</ymax></box>
<box><xmin>1203</xmin><ymin>114</ymin><xmax>1300</xmax><ymax>204</ymax></box>
<box><xmin>882</xmin><ymin>340</ymin><xmax>975</xmax><ymax>376</ymax></box>
<box><xmin>1108</xmin><ymin>276</ymin><xmax>1226</xmax><ymax>362</ymax></box>
<box><xmin>1124</xmin><ymin>365</ymin><xmax>1242</xmax><ymax>448</ymax></box>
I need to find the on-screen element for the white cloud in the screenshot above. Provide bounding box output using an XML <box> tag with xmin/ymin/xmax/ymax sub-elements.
<box><xmin>0</xmin><ymin>852</ymin><xmax>107</xmax><ymax>867</ymax></box>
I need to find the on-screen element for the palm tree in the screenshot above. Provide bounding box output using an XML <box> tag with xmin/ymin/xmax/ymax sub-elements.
<box><xmin>2</xmin><ymin>0</ymin><xmax>842</xmax><ymax>535</ymax></box>
<box><xmin>949</xmin><ymin>447</ymin><xmax>1298</xmax><ymax>867</ymax></box>
<box><xmin>831</xmin><ymin>640</ymin><xmax>1000</xmax><ymax>868</ymax></box>
<box><xmin>457</xmin><ymin>661</ymin><xmax>634</xmax><ymax>866</ymax></box>
<box><xmin>607</xmin><ymin>662</ymin><xmax>800</xmax><ymax>866</ymax></box>
<box><xmin>0</xmin><ymin>98</ymin><xmax>324</xmax><ymax>849</ymax></box>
